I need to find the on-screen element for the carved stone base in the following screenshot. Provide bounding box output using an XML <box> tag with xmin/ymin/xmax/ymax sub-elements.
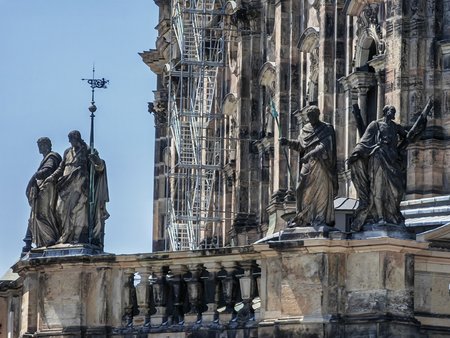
<box><xmin>219</xmin><ymin>312</ymin><xmax>233</xmax><ymax>325</ymax></box>
<box><xmin>279</xmin><ymin>225</ymin><xmax>344</xmax><ymax>241</ymax></box>
<box><xmin>184</xmin><ymin>312</ymin><xmax>200</xmax><ymax>326</ymax></box>
<box><xmin>22</xmin><ymin>243</ymin><xmax>105</xmax><ymax>259</ymax></box>
<box><xmin>351</xmin><ymin>223</ymin><xmax>414</xmax><ymax>240</ymax></box>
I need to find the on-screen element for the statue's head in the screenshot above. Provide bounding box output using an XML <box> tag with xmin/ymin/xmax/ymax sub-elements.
<box><xmin>68</xmin><ymin>130</ymin><xmax>83</xmax><ymax>147</ymax></box>
<box><xmin>37</xmin><ymin>137</ymin><xmax>51</xmax><ymax>148</ymax></box>
<box><xmin>306</xmin><ymin>105</ymin><xmax>321</xmax><ymax>125</ymax></box>
<box><xmin>37</xmin><ymin>137</ymin><xmax>51</xmax><ymax>154</ymax></box>
<box><xmin>382</xmin><ymin>105</ymin><xmax>396</xmax><ymax>120</ymax></box>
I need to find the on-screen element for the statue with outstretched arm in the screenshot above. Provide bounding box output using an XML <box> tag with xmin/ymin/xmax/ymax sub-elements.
<box><xmin>348</xmin><ymin>99</ymin><xmax>433</xmax><ymax>231</ymax></box>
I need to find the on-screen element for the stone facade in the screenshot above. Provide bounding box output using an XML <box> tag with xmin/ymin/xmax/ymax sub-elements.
<box><xmin>2</xmin><ymin>233</ymin><xmax>450</xmax><ymax>336</ymax></box>
<box><xmin>3</xmin><ymin>0</ymin><xmax>450</xmax><ymax>336</ymax></box>
<box><xmin>142</xmin><ymin>0</ymin><xmax>450</xmax><ymax>249</ymax></box>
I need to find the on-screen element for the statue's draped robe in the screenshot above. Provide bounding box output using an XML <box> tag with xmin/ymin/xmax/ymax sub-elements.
<box><xmin>92</xmin><ymin>160</ymin><xmax>109</xmax><ymax>248</ymax></box>
<box><xmin>26</xmin><ymin>151</ymin><xmax>62</xmax><ymax>247</ymax></box>
<box><xmin>54</xmin><ymin>145</ymin><xmax>109</xmax><ymax>245</ymax></box>
<box><xmin>288</xmin><ymin>121</ymin><xmax>338</xmax><ymax>226</ymax></box>
<box><xmin>350</xmin><ymin>119</ymin><xmax>407</xmax><ymax>227</ymax></box>
<box><xmin>55</xmin><ymin>145</ymin><xmax>89</xmax><ymax>243</ymax></box>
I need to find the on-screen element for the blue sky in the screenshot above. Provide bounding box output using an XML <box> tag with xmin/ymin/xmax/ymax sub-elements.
<box><xmin>0</xmin><ymin>0</ymin><xmax>158</xmax><ymax>274</ymax></box>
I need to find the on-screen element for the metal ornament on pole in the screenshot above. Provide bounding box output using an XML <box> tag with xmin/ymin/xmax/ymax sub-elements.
<box><xmin>82</xmin><ymin>66</ymin><xmax>109</xmax><ymax>246</ymax></box>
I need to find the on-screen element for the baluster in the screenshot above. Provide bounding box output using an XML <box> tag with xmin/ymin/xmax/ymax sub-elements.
<box><xmin>134</xmin><ymin>268</ymin><xmax>151</xmax><ymax>327</ymax></box>
<box><xmin>183</xmin><ymin>263</ymin><xmax>202</xmax><ymax>326</ymax></box>
<box><xmin>149</xmin><ymin>267</ymin><xmax>168</xmax><ymax>327</ymax></box>
<box><xmin>122</xmin><ymin>269</ymin><xmax>136</xmax><ymax>328</ymax></box>
<box><xmin>201</xmin><ymin>262</ymin><xmax>221</xmax><ymax>325</ymax></box>
<box><xmin>236</xmin><ymin>261</ymin><xmax>255</xmax><ymax>324</ymax></box>
<box><xmin>217</xmin><ymin>261</ymin><xmax>236</xmax><ymax>325</ymax></box>
<box><xmin>167</xmin><ymin>265</ymin><xmax>187</xmax><ymax>326</ymax></box>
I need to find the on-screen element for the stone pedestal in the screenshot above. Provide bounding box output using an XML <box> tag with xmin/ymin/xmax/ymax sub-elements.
<box><xmin>150</xmin><ymin>306</ymin><xmax>166</xmax><ymax>327</ymax></box>
<box><xmin>183</xmin><ymin>313</ymin><xmax>199</xmax><ymax>326</ymax></box>
<box><xmin>351</xmin><ymin>223</ymin><xmax>415</xmax><ymax>240</ymax></box>
<box><xmin>276</xmin><ymin>225</ymin><xmax>345</xmax><ymax>243</ymax></box>
<box><xmin>24</xmin><ymin>243</ymin><xmax>104</xmax><ymax>259</ymax></box>
<box><xmin>218</xmin><ymin>311</ymin><xmax>233</xmax><ymax>326</ymax></box>
<box><xmin>260</xmin><ymin>237</ymin><xmax>422</xmax><ymax>337</ymax></box>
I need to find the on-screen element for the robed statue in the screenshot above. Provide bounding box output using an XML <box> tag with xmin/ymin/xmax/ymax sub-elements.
<box><xmin>46</xmin><ymin>130</ymin><xmax>109</xmax><ymax>248</ymax></box>
<box><xmin>24</xmin><ymin>137</ymin><xmax>62</xmax><ymax>253</ymax></box>
<box><xmin>280</xmin><ymin>105</ymin><xmax>338</xmax><ymax>227</ymax></box>
<box><xmin>348</xmin><ymin>100</ymin><xmax>433</xmax><ymax>231</ymax></box>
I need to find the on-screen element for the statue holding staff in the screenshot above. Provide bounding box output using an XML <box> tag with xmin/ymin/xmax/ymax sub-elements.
<box><xmin>45</xmin><ymin>130</ymin><xmax>109</xmax><ymax>247</ymax></box>
<box><xmin>348</xmin><ymin>99</ymin><xmax>433</xmax><ymax>231</ymax></box>
<box><xmin>280</xmin><ymin>105</ymin><xmax>338</xmax><ymax>227</ymax></box>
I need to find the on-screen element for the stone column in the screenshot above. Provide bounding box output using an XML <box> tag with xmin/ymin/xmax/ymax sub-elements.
<box><xmin>342</xmin><ymin>71</ymin><xmax>376</xmax><ymax>138</ymax></box>
<box><xmin>375</xmin><ymin>71</ymin><xmax>385</xmax><ymax>119</ymax></box>
<box><xmin>273</xmin><ymin>0</ymin><xmax>291</xmax><ymax>193</ymax></box>
<box><xmin>258</xmin><ymin>144</ymin><xmax>272</xmax><ymax>235</ymax></box>
<box><xmin>318</xmin><ymin>0</ymin><xmax>336</xmax><ymax>119</ymax></box>
<box><xmin>384</xmin><ymin>0</ymin><xmax>404</xmax><ymax>111</ymax></box>
<box><xmin>334</xmin><ymin>0</ymin><xmax>349</xmax><ymax>188</ymax></box>
<box><xmin>356</xmin><ymin>86</ymin><xmax>369</xmax><ymax>127</ymax></box>
<box><xmin>369</xmin><ymin>55</ymin><xmax>386</xmax><ymax>119</ymax></box>
<box><xmin>337</xmin><ymin>76</ymin><xmax>356</xmax><ymax>196</ymax></box>
<box><xmin>236</xmin><ymin>34</ymin><xmax>251</xmax><ymax>216</ymax></box>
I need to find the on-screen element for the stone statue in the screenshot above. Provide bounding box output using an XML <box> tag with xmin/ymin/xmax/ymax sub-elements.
<box><xmin>348</xmin><ymin>100</ymin><xmax>433</xmax><ymax>231</ymax></box>
<box><xmin>46</xmin><ymin>130</ymin><xmax>109</xmax><ymax>247</ymax></box>
<box><xmin>264</xmin><ymin>104</ymin><xmax>274</xmax><ymax>137</ymax></box>
<box><xmin>280</xmin><ymin>105</ymin><xmax>338</xmax><ymax>227</ymax></box>
<box><xmin>23</xmin><ymin>137</ymin><xmax>62</xmax><ymax>252</ymax></box>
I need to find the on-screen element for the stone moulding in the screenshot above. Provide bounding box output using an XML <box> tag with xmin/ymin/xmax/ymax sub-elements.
<box><xmin>344</xmin><ymin>0</ymin><xmax>382</xmax><ymax>17</ymax></box>
<box><xmin>258</xmin><ymin>61</ymin><xmax>277</xmax><ymax>94</ymax></box>
<box><xmin>297</xmin><ymin>26</ymin><xmax>319</xmax><ymax>52</ymax></box>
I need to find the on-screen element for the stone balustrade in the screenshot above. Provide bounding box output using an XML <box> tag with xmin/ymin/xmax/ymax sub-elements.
<box><xmin>116</xmin><ymin>250</ymin><xmax>262</xmax><ymax>334</ymax></box>
<box><xmin>12</xmin><ymin>245</ymin><xmax>264</xmax><ymax>336</ymax></box>
<box><xmin>9</xmin><ymin>236</ymin><xmax>450</xmax><ymax>337</ymax></box>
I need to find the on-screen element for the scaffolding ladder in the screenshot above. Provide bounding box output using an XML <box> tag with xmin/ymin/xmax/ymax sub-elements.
<box><xmin>166</xmin><ymin>0</ymin><xmax>226</xmax><ymax>250</ymax></box>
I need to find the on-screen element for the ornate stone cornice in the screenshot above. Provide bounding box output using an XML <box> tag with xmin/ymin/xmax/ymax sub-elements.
<box><xmin>340</xmin><ymin>71</ymin><xmax>376</xmax><ymax>91</ymax></box>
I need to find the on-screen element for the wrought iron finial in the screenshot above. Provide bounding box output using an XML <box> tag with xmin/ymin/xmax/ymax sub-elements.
<box><xmin>82</xmin><ymin>65</ymin><xmax>109</xmax><ymax>110</ymax></box>
<box><xmin>81</xmin><ymin>65</ymin><xmax>109</xmax><ymax>247</ymax></box>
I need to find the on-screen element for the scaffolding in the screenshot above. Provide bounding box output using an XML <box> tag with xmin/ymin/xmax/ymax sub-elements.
<box><xmin>166</xmin><ymin>0</ymin><xmax>227</xmax><ymax>250</ymax></box>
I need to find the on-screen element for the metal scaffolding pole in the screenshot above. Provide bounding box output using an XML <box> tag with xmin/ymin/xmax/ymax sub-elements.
<box><xmin>166</xmin><ymin>0</ymin><xmax>227</xmax><ymax>250</ymax></box>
